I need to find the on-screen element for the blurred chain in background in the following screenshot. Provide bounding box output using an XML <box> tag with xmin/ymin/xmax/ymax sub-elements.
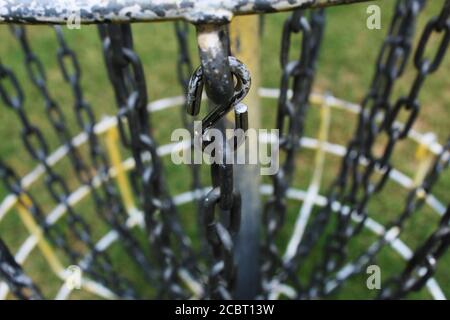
<box><xmin>262</xmin><ymin>8</ymin><xmax>326</xmax><ymax>296</ymax></box>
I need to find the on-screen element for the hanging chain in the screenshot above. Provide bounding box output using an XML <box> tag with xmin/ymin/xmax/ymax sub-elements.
<box><xmin>0</xmin><ymin>160</ymin><xmax>82</xmax><ymax>267</ymax></box>
<box><xmin>379</xmin><ymin>202</ymin><xmax>450</xmax><ymax>300</ymax></box>
<box><xmin>186</xmin><ymin>70</ymin><xmax>245</xmax><ymax>299</ymax></box>
<box><xmin>0</xmin><ymin>237</ymin><xmax>43</xmax><ymax>300</ymax></box>
<box><xmin>308</xmin><ymin>0</ymin><xmax>450</xmax><ymax>297</ymax></box>
<box><xmin>174</xmin><ymin>21</ymin><xmax>202</xmax><ymax>208</ymax></box>
<box><xmin>52</xmin><ymin>26</ymin><xmax>156</xmax><ymax>284</ymax></box>
<box><xmin>174</xmin><ymin>21</ymin><xmax>194</xmax><ymax>129</ymax></box>
<box><xmin>8</xmin><ymin>24</ymin><xmax>154</xmax><ymax>285</ymax></box>
<box><xmin>323</xmin><ymin>137</ymin><xmax>450</xmax><ymax>296</ymax></box>
<box><xmin>296</xmin><ymin>1</ymin><xmax>427</xmax><ymax>273</ymax></box>
<box><xmin>185</xmin><ymin>25</ymin><xmax>251</xmax><ymax>298</ymax></box>
<box><xmin>261</xmin><ymin>8</ymin><xmax>325</xmax><ymax>293</ymax></box>
<box><xmin>9</xmin><ymin>25</ymin><xmax>91</xmax><ymax>186</ymax></box>
<box><xmin>202</xmin><ymin>163</ymin><xmax>241</xmax><ymax>299</ymax></box>
<box><xmin>98</xmin><ymin>24</ymin><xmax>198</xmax><ymax>298</ymax></box>
<box><xmin>0</xmin><ymin>57</ymin><xmax>137</xmax><ymax>298</ymax></box>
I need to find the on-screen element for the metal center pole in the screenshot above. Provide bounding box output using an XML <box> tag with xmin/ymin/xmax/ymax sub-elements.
<box><xmin>230</xmin><ymin>16</ymin><xmax>262</xmax><ymax>299</ymax></box>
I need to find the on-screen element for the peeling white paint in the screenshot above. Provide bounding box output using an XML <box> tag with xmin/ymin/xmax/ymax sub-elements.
<box><xmin>0</xmin><ymin>0</ymin><xmax>368</xmax><ymax>24</ymax></box>
<box><xmin>118</xmin><ymin>4</ymin><xmax>142</xmax><ymax>17</ymax></box>
<box><xmin>197</xmin><ymin>28</ymin><xmax>224</xmax><ymax>64</ymax></box>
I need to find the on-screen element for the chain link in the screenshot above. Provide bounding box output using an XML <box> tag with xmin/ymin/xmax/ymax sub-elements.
<box><xmin>0</xmin><ymin>160</ymin><xmax>81</xmax><ymax>264</ymax></box>
<box><xmin>52</xmin><ymin>25</ymin><xmax>156</xmax><ymax>285</ymax></box>
<box><xmin>174</xmin><ymin>21</ymin><xmax>203</xmax><ymax>211</ymax></box>
<box><xmin>322</xmin><ymin>137</ymin><xmax>450</xmax><ymax>296</ymax></box>
<box><xmin>185</xmin><ymin>27</ymin><xmax>251</xmax><ymax>298</ymax></box>
<box><xmin>379</xmin><ymin>201</ymin><xmax>450</xmax><ymax>300</ymax></box>
<box><xmin>0</xmin><ymin>237</ymin><xmax>43</xmax><ymax>300</ymax></box>
<box><xmin>296</xmin><ymin>2</ymin><xmax>427</xmax><ymax>276</ymax></box>
<box><xmin>307</xmin><ymin>0</ymin><xmax>450</xmax><ymax>297</ymax></box>
<box><xmin>98</xmin><ymin>24</ymin><xmax>198</xmax><ymax>298</ymax></box>
<box><xmin>0</xmin><ymin>55</ymin><xmax>137</xmax><ymax>298</ymax></box>
<box><xmin>262</xmin><ymin>8</ymin><xmax>325</xmax><ymax>294</ymax></box>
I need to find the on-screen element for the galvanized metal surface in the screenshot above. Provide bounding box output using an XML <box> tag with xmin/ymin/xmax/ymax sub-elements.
<box><xmin>230</xmin><ymin>16</ymin><xmax>262</xmax><ymax>299</ymax></box>
<box><xmin>0</xmin><ymin>0</ymin><xmax>373</xmax><ymax>24</ymax></box>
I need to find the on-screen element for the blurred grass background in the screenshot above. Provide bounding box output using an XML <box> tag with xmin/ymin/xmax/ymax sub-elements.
<box><xmin>0</xmin><ymin>0</ymin><xmax>448</xmax><ymax>299</ymax></box>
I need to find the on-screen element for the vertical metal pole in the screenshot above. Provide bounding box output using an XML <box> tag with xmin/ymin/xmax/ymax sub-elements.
<box><xmin>230</xmin><ymin>16</ymin><xmax>262</xmax><ymax>299</ymax></box>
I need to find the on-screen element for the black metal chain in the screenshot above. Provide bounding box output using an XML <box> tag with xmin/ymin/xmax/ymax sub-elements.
<box><xmin>0</xmin><ymin>160</ymin><xmax>81</xmax><ymax>266</ymax></box>
<box><xmin>308</xmin><ymin>0</ymin><xmax>449</xmax><ymax>297</ymax></box>
<box><xmin>296</xmin><ymin>1</ymin><xmax>427</xmax><ymax>275</ymax></box>
<box><xmin>0</xmin><ymin>159</ymin><xmax>138</xmax><ymax>297</ymax></box>
<box><xmin>98</xmin><ymin>24</ymin><xmax>197</xmax><ymax>299</ymax></box>
<box><xmin>174</xmin><ymin>21</ymin><xmax>194</xmax><ymax>129</ymax></box>
<box><xmin>9</xmin><ymin>25</ymin><xmax>151</xmax><ymax>283</ymax></box>
<box><xmin>0</xmin><ymin>55</ymin><xmax>137</xmax><ymax>298</ymax></box>
<box><xmin>379</xmin><ymin>202</ymin><xmax>450</xmax><ymax>300</ymax></box>
<box><xmin>174</xmin><ymin>21</ymin><xmax>202</xmax><ymax>210</ymax></box>
<box><xmin>9</xmin><ymin>25</ymin><xmax>91</xmax><ymax>187</ymax></box>
<box><xmin>185</xmin><ymin>28</ymin><xmax>251</xmax><ymax>297</ymax></box>
<box><xmin>5</xmin><ymin>23</ymin><xmax>158</xmax><ymax>297</ymax></box>
<box><xmin>52</xmin><ymin>25</ymin><xmax>156</xmax><ymax>285</ymax></box>
<box><xmin>323</xmin><ymin>137</ymin><xmax>450</xmax><ymax>296</ymax></box>
<box><xmin>0</xmin><ymin>237</ymin><xmax>43</xmax><ymax>300</ymax></box>
<box><xmin>261</xmin><ymin>8</ymin><xmax>325</xmax><ymax>294</ymax></box>
<box><xmin>202</xmin><ymin>164</ymin><xmax>241</xmax><ymax>299</ymax></box>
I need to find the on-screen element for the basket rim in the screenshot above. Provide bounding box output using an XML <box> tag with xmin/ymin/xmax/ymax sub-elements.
<box><xmin>0</xmin><ymin>0</ymin><xmax>372</xmax><ymax>24</ymax></box>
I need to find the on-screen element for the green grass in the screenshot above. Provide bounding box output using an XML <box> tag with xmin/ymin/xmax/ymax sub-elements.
<box><xmin>0</xmin><ymin>0</ymin><xmax>449</xmax><ymax>299</ymax></box>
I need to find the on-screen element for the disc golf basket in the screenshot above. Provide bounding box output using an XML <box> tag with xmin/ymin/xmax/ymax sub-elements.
<box><xmin>0</xmin><ymin>0</ymin><xmax>449</xmax><ymax>300</ymax></box>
